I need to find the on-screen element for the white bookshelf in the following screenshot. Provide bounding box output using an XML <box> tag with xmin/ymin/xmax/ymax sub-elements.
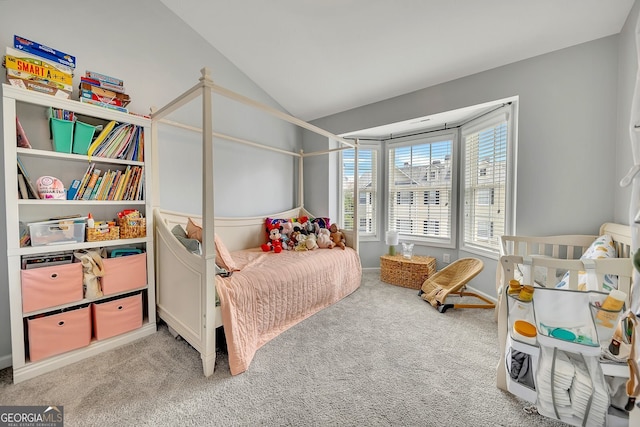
<box><xmin>2</xmin><ymin>84</ymin><xmax>156</xmax><ymax>383</ymax></box>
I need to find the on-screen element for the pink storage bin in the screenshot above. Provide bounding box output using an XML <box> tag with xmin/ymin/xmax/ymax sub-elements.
<box><xmin>101</xmin><ymin>253</ymin><xmax>147</xmax><ymax>295</ymax></box>
<box><xmin>92</xmin><ymin>293</ymin><xmax>142</xmax><ymax>340</ymax></box>
<box><xmin>21</xmin><ymin>263</ymin><xmax>83</xmax><ymax>313</ymax></box>
<box><xmin>27</xmin><ymin>306</ymin><xmax>91</xmax><ymax>362</ymax></box>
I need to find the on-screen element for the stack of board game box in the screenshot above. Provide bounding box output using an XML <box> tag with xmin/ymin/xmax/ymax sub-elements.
<box><xmin>3</xmin><ymin>35</ymin><xmax>75</xmax><ymax>99</ymax></box>
<box><xmin>79</xmin><ymin>71</ymin><xmax>131</xmax><ymax>113</ymax></box>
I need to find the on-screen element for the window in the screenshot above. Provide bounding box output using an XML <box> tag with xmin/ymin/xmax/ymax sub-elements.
<box><xmin>397</xmin><ymin>191</ymin><xmax>414</xmax><ymax>205</ymax></box>
<box><xmin>341</xmin><ymin>147</ymin><xmax>378</xmax><ymax>236</ymax></box>
<box><xmin>424</xmin><ymin>190</ymin><xmax>440</xmax><ymax>205</ymax></box>
<box><xmin>477</xmin><ymin>188</ymin><xmax>494</xmax><ymax>206</ymax></box>
<box><xmin>387</xmin><ymin>132</ymin><xmax>456</xmax><ymax>245</ymax></box>
<box><xmin>461</xmin><ymin>107</ymin><xmax>513</xmax><ymax>254</ymax></box>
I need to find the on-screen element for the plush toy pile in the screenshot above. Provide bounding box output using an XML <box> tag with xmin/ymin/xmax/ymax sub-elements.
<box><xmin>261</xmin><ymin>215</ymin><xmax>345</xmax><ymax>253</ymax></box>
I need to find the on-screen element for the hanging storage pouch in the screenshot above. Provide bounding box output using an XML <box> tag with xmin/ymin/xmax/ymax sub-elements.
<box><xmin>536</xmin><ymin>346</ymin><xmax>609</xmax><ymax>426</ymax></box>
<box><xmin>533</xmin><ymin>287</ymin><xmax>611</xmax><ymax>356</ymax></box>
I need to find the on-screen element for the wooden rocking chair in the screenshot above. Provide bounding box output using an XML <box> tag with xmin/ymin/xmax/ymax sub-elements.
<box><xmin>418</xmin><ymin>257</ymin><xmax>495</xmax><ymax>313</ymax></box>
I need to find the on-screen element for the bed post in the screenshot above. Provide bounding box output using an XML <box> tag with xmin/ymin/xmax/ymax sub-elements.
<box><xmin>299</xmin><ymin>149</ymin><xmax>304</xmax><ymax>208</ymax></box>
<box><xmin>353</xmin><ymin>139</ymin><xmax>360</xmax><ymax>253</ymax></box>
<box><xmin>200</xmin><ymin>67</ymin><xmax>217</xmax><ymax>376</ymax></box>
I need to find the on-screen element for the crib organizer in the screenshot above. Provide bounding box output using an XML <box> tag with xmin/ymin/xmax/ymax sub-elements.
<box><xmin>495</xmin><ymin>223</ymin><xmax>639</xmax><ymax>426</ymax></box>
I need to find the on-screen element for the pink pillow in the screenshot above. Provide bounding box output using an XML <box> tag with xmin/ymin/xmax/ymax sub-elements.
<box><xmin>186</xmin><ymin>217</ymin><xmax>238</xmax><ymax>271</ymax></box>
<box><xmin>215</xmin><ymin>234</ymin><xmax>238</xmax><ymax>271</ymax></box>
<box><xmin>186</xmin><ymin>218</ymin><xmax>203</xmax><ymax>242</ymax></box>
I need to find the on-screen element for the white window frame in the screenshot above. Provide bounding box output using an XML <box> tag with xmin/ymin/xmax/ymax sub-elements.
<box><xmin>386</xmin><ymin>130</ymin><xmax>458</xmax><ymax>248</ymax></box>
<box><xmin>460</xmin><ymin>104</ymin><xmax>517</xmax><ymax>258</ymax></box>
<box><xmin>339</xmin><ymin>143</ymin><xmax>381</xmax><ymax>241</ymax></box>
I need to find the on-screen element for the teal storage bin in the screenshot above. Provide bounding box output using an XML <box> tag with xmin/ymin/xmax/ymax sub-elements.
<box><xmin>50</xmin><ymin>118</ymin><xmax>74</xmax><ymax>153</ymax></box>
<box><xmin>72</xmin><ymin>121</ymin><xmax>97</xmax><ymax>155</ymax></box>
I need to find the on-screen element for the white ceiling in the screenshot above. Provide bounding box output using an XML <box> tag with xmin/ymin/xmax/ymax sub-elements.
<box><xmin>161</xmin><ymin>0</ymin><xmax>634</xmax><ymax>122</ymax></box>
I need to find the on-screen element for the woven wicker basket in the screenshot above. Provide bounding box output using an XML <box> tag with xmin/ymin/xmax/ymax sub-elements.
<box><xmin>86</xmin><ymin>226</ymin><xmax>120</xmax><ymax>242</ymax></box>
<box><xmin>380</xmin><ymin>254</ymin><xmax>436</xmax><ymax>289</ymax></box>
<box><xmin>118</xmin><ymin>217</ymin><xmax>146</xmax><ymax>239</ymax></box>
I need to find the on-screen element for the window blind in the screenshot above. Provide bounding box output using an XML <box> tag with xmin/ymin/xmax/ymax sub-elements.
<box><xmin>342</xmin><ymin>148</ymin><xmax>377</xmax><ymax>234</ymax></box>
<box><xmin>462</xmin><ymin>115</ymin><xmax>508</xmax><ymax>252</ymax></box>
<box><xmin>387</xmin><ymin>135</ymin><xmax>453</xmax><ymax>243</ymax></box>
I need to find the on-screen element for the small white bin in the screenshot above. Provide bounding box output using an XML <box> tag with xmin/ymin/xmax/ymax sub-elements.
<box><xmin>29</xmin><ymin>220</ymin><xmax>85</xmax><ymax>246</ymax></box>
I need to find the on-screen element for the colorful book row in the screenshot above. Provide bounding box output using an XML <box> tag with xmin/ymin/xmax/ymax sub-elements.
<box><xmin>68</xmin><ymin>164</ymin><xmax>144</xmax><ymax>201</ymax></box>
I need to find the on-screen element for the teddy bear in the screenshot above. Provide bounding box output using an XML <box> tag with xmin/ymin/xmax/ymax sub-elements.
<box><xmin>261</xmin><ymin>223</ymin><xmax>283</xmax><ymax>253</ymax></box>
<box><xmin>329</xmin><ymin>223</ymin><xmax>346</xmax><ymax>249</ymax></box>
<box><xmin>305</xmin><ymin>233</ymin><xmax>318</xmax><ymax>250</ymax></box>
<box><xmin>316</xmin><ymin>228</ymin><xmax>334</xmax><ymax>249</ymax></box>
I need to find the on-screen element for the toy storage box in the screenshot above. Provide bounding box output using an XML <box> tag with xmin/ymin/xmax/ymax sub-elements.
<box><xmin>29</xmin><ymin>221</ymin><xmax>85</xmax><ymax>246</ymax></box>
<box><xmin>21</xmin><ymin>262</ymin><xmax>83</xmax><ymax>312</ymax></box>
<box><xmin>92</xmin><ymin>293</ymin><xmax>143</xmax><ymax>340</ymax></box>
<box><xmin>101</xmin><ymin>253</ymin><xmax>147</xmax><ymax>295</ymax></box>
<box><xmin>27</xmin><ymin>305</ymin><xmax>91</xmax><ymax>362</ymax></box>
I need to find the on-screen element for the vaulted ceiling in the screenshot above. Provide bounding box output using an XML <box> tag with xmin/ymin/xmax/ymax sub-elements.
<box><xmin>161</xmin><ymin>0</ymin><xmax>635</xmax><ymax>121</ymax></box>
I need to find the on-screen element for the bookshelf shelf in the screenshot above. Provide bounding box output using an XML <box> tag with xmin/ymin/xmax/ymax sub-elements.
<box><xmin>17</xmin><ymin>199</ymin><xmax>146</xmax><ymax>206</ymax></box>
<box><xmin>17</xmin><ymin>147</ymin><xmax>145</xmax><ymax>166</ymax></box>
<box><xmin>2</xmin><ymin>83</ymin><xmax>156</xmax><ymax>383</ymax></box>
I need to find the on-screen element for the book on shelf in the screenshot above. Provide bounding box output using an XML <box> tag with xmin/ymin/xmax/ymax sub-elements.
<box><xmin>6</xmin><ymin>76</ymin><xmax>72</xmax><ymax>99</ymax></box>
<box><xmin>114</xmin><ymin>166</ymin><xmax>132</xmax><ymax>200</ymax></box>
<box><xmin>66</xmin><ymin>179</ymin><xmax>81</xmax><ymax>200</ymax></box>
<box><xmin>14</xmin><ymin>35</ymin><xmax>76</xmax><ymax>69</ymax></box>
<box><xmin>87</xmin><ymin>120</ymin><xmax>116</xmax><ymax>156</ymax></box>
<box><xmin>74</xmin><ymin>163</ymin><xmax>95</xmax><ymax>200</ymax></box>
<box><xmin>16</xmin><ymin>157</ymin><xmax>39</xmax><ymax>199</ymax></box>
<box><xmin>16</xmin><ymin>116</ymin><xmax>31</xmax><ymax>148</ymax></box>
<box><xmin>99</xmin><ymin>170</ymin><xmax>114</xmax><ymax>200</ymax></box>
<box><xmin>80</xmin><ymin>77</ymin><xmax>128</xmax><ymax>97</ymax></box>
<box><xmin>5</xmin><ymin>69</ymin><xmax>73</xmax><ymax>93</ymax></box>
<box><xmin>49</xmin><ymin>107</ymin><xmax>74</xmax><ymax>121</ymax></box>
<box><xmin>4</xmin><ymin>54</ymin><xmax>73</xmax><ymax>86</ymax></box>
<box><xmin>79</xmin><ymin>97</ymin><xmax>128</xmax><ymax>113</ymax></box>
<box><xmin>85</xmin><ymin>70</ymin><xmax>123</xmax><ymax>87</ymax></box>
<box><xmin>81</xmin><ymin>168</ymin><xmax>101</xmax><ymax>200</ymax></box>
<box><xmin>6</xmin><ymin>46</ymin><xmax>74</xmax><ymax>75</ymax></box>
<box><xmin>88</xmin><ymin>176</ymin><xmax>103</xmax><ymax>200</ymax></box>
<box><xmin>106</xmin><ymin>170</ymin><xmax>122</xmax><ymax>201</ymax></box>
<box><xmin>17</xmin><ymin>174</ymin><xmax>28</xmax><ymax>199</ymax></box>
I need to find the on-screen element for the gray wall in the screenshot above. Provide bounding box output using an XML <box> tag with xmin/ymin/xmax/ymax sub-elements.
<box><xmin>615</xmin><ymin>1</ymin><xmax>640</xmax><ymax>223</ymax></box>
<box><xmin>0</xmin><ymin>0</ymin><xmax>299</xmax><ymax>367</ymax></box>
<box><xmin>308</xmin><ymin>31</ymin><xmax>631</xmax><ymax>299</ymax></box>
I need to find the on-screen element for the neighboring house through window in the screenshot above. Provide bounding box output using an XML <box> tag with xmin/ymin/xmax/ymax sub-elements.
<box><xmin>341</xmin><ymin>147</ymin><xmax>378</xmax><ymax>237</ymax></box>
<box><xmin>387</xmin><ymin>131</ymin><xmax>456</xmax><ymax>246</ymax></box>
<box><xmin>339</xmin><ymin>99</ymin><xmax>516</xmax><ymax>257</ymax></box>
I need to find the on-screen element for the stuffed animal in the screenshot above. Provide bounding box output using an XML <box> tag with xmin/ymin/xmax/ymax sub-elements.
<box><xmin>317</xmin><ymin>228</ymin><xmax>334</xmax><ymax>249</ymax></box>
<box><xmin>305</xmin><ymin>233</ymin><xmax>318</xmax><ymax>250</ymax></box>
<box><xmin>330</xmin><ymin>223</ymin><xmax>346</xmax><ymax>249</ymax></box>
<box><xmin>261</xmin><ymin>223</ymin><xmax>283</xmax><ymax>253</ymax></box>
<box><xmin>74</xmin><ymin>249</ymin><xmax>105</xmax><ymax>298</ymax></box>
<box><xmin>294</xmin><ymin>234</ymin><xmax>308</xmax><ymax>251</ymax></box>
<box><xmin>280</xmin><ymin>221</ymin><xmax>293</xmax><ymax>250</ymax></box>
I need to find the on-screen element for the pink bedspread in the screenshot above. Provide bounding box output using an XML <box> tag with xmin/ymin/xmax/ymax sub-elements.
<box><xmin>215</xmin><ymin>247</ymin><xmax>362</xmax><ymax>375</ymax></box>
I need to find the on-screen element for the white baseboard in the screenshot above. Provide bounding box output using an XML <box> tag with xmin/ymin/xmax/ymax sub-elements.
<box><xmin>0</xmin><ymin>353</ymin><xmax>12</xmax><ymax>370</ymax></box>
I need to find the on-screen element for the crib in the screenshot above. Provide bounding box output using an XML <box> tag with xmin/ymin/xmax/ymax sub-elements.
<box><xmin>495</xmin><ymin>223</ymin><xmax>639</xmax><ymax>426</ymax></box>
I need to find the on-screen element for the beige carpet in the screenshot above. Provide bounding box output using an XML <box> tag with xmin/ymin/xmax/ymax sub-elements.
<box><xmin>0</xmin><ymin>270</ymin><xmax>566</xmax><ymax>426</ymax></box>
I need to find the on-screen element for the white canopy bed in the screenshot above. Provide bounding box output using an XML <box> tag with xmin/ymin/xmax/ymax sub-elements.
<box><xmin>150</xmin><ymin>68</ymin><xmax>362</xmax><ymax>376</ymax></box>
